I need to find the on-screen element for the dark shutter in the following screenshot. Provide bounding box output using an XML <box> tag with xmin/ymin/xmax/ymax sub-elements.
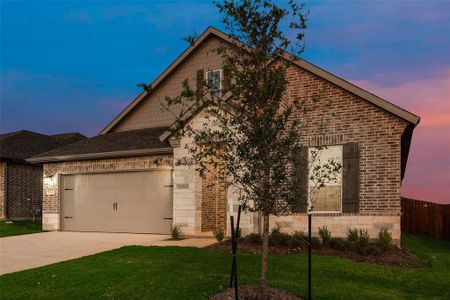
<box><xmin>293</xmin><ymin>146</ymin><xmax>308</xmax><ymax>213</ymax></box>
<box><xmin>196</xmin><ymin>69</ymin><xmax>204</xmax><ymax>100</ymax></box>
<box><xmin>342</xmin><ymin>142</ymin><xmax>360</xmax><ymax>213</ymax></box>
<box><xmin>222</xmin><ymin>66</ymin><xmax>231</xmax><ymax>93</ymax></box>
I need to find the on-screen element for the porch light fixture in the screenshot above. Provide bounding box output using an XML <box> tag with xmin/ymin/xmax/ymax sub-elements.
<box><xmin>44</xmin><ymin>176</ymin><xmax>55</xmax><ymax>186</ymax></box>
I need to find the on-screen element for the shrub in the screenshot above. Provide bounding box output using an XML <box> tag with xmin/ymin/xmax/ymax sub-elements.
<box><xmin>318</xmin><ymin>226</ymin><xmax>331</xmax><ymax>244</ymax></box>
<box><xmin>247</xmin><ymin>233</ymin><xmax>262</xmax><ymax>245</ymax></box>
<box><xmin>347</xmin><ymin>228</ymin><xmax>359</xmax><ymax>242</ymax></box>
<box><xmin>213</xmin><ymin>228</ymin><xmax>225</xmax><ymax>244</ymax></box>
<box><xmin>235</xmin><ymin>228</ymin><xmax>242</xmax><ymax>239</ymax></box>
<box><xmin>328</xmin><ymin>237</ymin><xmax>347</xmax><ymax>251</ymax></box>
<box><xmin>358</xmin><ymin>229</ymin><xmax>370</xmax><ymax>247</ymax></box>
<box><xmin>269</xmin><ymin>226</ymin><xmax>290</xmax><ymax>246</ymax></box>
<box><xmin>310</xmin><ymin>237</ymin><xmax>322</xmax><ymax>249</ymax></box>
<box><xmin>171</xmin><ymin>226</ymin><xmax>182</xmax><ymax>240</ymax></box>
<box><xmin>288</xmin><ymin>231</ymin><xmax>307</xmax><ymax>248</ymax></box>
<box><xmin>378</xmin><ymin>228</ymin><xmax>393</xmax><ymax>251</ymax></box>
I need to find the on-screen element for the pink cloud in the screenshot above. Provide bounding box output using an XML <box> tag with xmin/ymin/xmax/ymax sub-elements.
<box><xmin>352</xmin><ymin>68</ymin><xmax>450</xmax><ymax>204</ymax></box>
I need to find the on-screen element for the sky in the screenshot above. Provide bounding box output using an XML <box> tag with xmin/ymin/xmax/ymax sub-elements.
<box><xmin>1</xmin><ymin>1</ymin><xmax>449</xmax><ymax>204</ymax></box>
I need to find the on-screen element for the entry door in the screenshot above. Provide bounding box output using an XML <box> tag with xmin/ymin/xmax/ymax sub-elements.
<box><xmin>61</xmin><ymin>170</ymin><xmax>173</xmax><ymax>234</ymax></box>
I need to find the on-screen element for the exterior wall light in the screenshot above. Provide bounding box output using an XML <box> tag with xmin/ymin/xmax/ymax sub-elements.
<box><xmin>44</xmin><ymin>176</ymin><xmax>55</xmax><ymax>186</ymax></box>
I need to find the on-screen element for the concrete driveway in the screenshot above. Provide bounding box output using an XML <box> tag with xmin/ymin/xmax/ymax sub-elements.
<box><xmin>0</xmin><ymin>232</ymin><xmax>215</xmax><ymax>275</ymax></box>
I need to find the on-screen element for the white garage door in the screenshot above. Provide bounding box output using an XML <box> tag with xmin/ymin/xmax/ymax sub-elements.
<box><xmin>61</xmin><ymin>170</ymin><xmax>173</xmax><ymax>234</ymax></box>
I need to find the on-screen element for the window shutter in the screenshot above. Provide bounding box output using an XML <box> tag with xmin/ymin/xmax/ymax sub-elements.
<box><xmin>342</xmin><ymin>142</ymin><xmax>359</xmax><ymax>213</ymax></box>
<box><xmin>222</xmin><ymin>67</ymin><xmax>231</xmax><ymax>93</ymax></box>
<box><xmin>196</xmin><ymin>69</ymin><xmax>204</xmax><ymax>100</ymax></box>
<box><xmin>293</xmin><ymin>146</ymin><xmax>308</xmax><ymax>213</ymax></box>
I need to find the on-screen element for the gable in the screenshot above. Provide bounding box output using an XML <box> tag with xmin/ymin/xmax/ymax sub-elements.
<box><xmin>107</xmin><ymin>36</ymin><xmax>227</xmax><ymax>133</ymax></box>
<box><xmin>102</xmin><ymin>26</ymin><xmax>419</xmax><ymax>136</ymax></box>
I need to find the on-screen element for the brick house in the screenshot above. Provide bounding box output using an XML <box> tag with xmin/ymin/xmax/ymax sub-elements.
<box><xmin>0</xmin><ymin>130</ymin><xmax>86</xmax><ymax>220</ymax></box>
<box><xmin>28</xmin><ymin>27</ymin><xmax>419</xmax><ymax>243</ymax></box>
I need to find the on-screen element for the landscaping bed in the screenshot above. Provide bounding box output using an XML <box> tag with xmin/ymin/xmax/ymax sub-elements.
<box><xmin>206</xmin><ymin>227</ymin><xmax>427</xmax><ymax>267</ymax></box>
<box><xmin>212</xmin><ymin>285</ymin><xmax>302</xmax><ymax>300</ymax></box>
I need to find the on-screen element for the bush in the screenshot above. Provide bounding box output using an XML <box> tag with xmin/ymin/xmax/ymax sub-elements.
<box><xmin>288</xmin><ymin>231</ymin><xmax>307</xmax><ymax>248</ymax></box>
<box><xmin>347</xmin><ymin>228</ymin><xmax>359</xmax><ymax>242</ymax></box>
<box><xmin>213</xmin><ymin>228</ymin><xmax>225</xmax><ymax>244</ymax></box>
<box><xmin>310</xmin><ymin>237</ymin><xmax>322</xmax><ymax>249</ymax></box>
<box><xmin>318</xmin><ymin>226</ymin><xmax>331</xmax><ymax>244</ymax></box>
<box><xmin>171</xmin><ymin>226</ymin><xmax>182</xmax><ymax>240</ymax></box>
<box><xmin>328</xmin><ymin>237</ymin><xmax>347</xmax><ymax>251</ymax></box>
<box><xmin>269</xmin><ymin>226</ymin><xmax>290</xmax><ymax>246</ymax></box>
<box><xmin>247</xmin><ymin>233</ymin><xmax>263</xmax><ymax>245</ymax></box>
<box><xmin>378</xmin><ymin>228</ymin><xmax>393</xmax><ymax>251</ymax></box>
<box><xmin>358</xmin><ymin>229</ymin><xmax>370</xmax><ymax>247</ymax></box>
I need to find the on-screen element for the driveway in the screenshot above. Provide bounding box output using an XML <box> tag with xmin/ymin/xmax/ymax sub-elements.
<box><xmin>0</xmin><ymin>231</ymin><xmax>215</xmax><ymax>275</ymax></box>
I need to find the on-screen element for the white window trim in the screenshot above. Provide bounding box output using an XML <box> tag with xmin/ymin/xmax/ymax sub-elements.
<box><xmin>308</xmin><ymin>145</ymin><xmax>343</xmax><ymax>214</ymax></box>
<box><xmin>206</xmin><ymin>69</ymin><xmax>223</xmax><ymax>97</ymax></box>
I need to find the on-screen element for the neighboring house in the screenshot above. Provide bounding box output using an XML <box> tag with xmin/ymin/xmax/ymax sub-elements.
<box><xmin>0</xmin><ymin>130</ymin><xmax>86</xmax><ymax>220</ymax></box>
<box><xmin>28</xmin><ymin>27</ymin><xmax>419</xmax><ymax>244</ymax></box>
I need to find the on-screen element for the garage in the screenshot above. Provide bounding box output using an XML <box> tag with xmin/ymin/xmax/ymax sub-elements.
<box><xmin>61</xmin><ymin>170</ymin><xmax>173</xmax><ymax>234</ymax></box>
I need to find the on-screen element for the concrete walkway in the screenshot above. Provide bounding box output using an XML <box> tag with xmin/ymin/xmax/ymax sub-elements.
<box><xmin>0</xmin><ymin>231</ymin><xmax>215</xmax><ymax>275</ymax></box>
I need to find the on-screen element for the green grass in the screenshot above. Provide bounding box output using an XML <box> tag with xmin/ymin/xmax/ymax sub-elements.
<box><xmin>0</xmin><ymin>220</ymin><xmax>42</xmax><ymax>237</ymax></box>
<box><xmin>0</xmin><ymin>233</ymin><xmax>448</xmax><ymax>299</ymax></box>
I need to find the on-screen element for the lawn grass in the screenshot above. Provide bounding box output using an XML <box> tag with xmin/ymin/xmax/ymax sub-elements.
<box><xmin>0</xmin><ymin>233</ymin><xmax>448</xmax><ymax>299</ymax></box>
<box><xmin>0</xmin><ymin>220</ymin><xmax>42</xmax><ymax>238</ymax></box>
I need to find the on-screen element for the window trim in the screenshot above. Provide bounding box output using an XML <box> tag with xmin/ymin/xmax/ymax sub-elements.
<box><xmin>205</xmin><ymin>69</ymin><xmax>223</xmax><ymax>97</ymax></box>
<box><xmin>308</xmin><ymin>145</ymin><xmax>343</xmax><ymax>214</ymax></box>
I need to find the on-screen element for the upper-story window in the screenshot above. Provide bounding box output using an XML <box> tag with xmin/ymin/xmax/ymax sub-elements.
<box><xmin>206</xmin><ymin>69</ymin><xmax>222</xmax><ymax>97</ymax></box>
<box><xmin>308</xmin><ymin>145</ymin><xmax>343</xmax><ymax>213</ymax></box>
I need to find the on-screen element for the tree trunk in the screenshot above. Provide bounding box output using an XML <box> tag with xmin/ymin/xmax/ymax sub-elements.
<box><xmin>259</xmin><ymin>213</ymin><xmax>270</xmax><ymax>288</ymax></box>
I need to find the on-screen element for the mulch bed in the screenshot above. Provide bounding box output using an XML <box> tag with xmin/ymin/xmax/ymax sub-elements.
<box><xmin>211</xmin><ymin>285</ymin><xmax>302</xmax><ymax>300</ymax></box>
<box><xmin>205</xmin><ymin>238</ymin><xmax>427</xmax><ymax>268</ymax></box>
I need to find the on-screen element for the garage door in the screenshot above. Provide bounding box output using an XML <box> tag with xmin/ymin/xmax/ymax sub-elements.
<box><xmin>61</xmin><ymin>170</ymin><xmax>172</xmax><ymax>234</ymax></box>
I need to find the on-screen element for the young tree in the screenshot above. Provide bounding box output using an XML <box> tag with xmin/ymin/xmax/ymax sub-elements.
<box><xmin>142</xmin><ymin>0</ymin><xmax>338</xmax><ymax>290</ymax></box>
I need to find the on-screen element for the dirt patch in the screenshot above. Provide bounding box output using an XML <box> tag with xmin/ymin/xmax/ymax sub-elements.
<box><xmin>205</xmin><ymin>238</ymin><xmax>427</xmax><ymax>267</ymax></box>
<box><xmin>211</xmin><ymin>285</ymin><xmax>302</xmax><ymax>300</ymax></box>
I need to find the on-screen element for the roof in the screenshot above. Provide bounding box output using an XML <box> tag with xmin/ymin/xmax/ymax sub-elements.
<box><xmin>51</xmin><ymin>132</ymin><xmax>86</xmax><ymax>144</ymax></box>
<box><xmin>100</xmin><ymin>26</ymin><xmax>420</xmax><ymax>135</ymax></box>
<box><xmin>27</xmin><ymin>127</ymin><xmax>172</xmax><ymax>163</ymax></box>
<box><xmin>0</xmin><ymin>130</ymin><xmax>87</xmax><ymax>163</ymax></box>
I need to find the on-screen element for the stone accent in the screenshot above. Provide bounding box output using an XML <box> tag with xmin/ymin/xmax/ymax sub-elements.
<box><xmin>0</xmin><ymin>162</ymin><xmax>6</xmax><ymax>219</ymax></box>
<box><xmin>42</xmin><ymin>155</ymin><xmax>172</xmax><ymax>231</ymax></box>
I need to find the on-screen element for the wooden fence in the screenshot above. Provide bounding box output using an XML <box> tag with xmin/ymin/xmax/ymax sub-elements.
<box><xmin>401</xmin><ymin>197</ymin><xmax>450</xmax><ymax>240</ymax></box>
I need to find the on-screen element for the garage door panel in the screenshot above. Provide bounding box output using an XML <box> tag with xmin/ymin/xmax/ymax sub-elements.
<box><xmin>61</xmin><ymin>170</ymin><xmax>172</xmax><ymax>234</ymax></box>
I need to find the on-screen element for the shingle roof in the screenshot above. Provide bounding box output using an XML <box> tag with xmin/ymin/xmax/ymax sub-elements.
<box><xmin>0</xmin><ymin>130</ymin><xmax>86</xmax><ymax>162</ymax></box>
<box><xmin>28</xmin><ymin>127</ymin><xmax>171</xmax><ymax>163</ymax></box>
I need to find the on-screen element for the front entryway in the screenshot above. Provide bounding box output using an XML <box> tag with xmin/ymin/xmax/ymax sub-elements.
<box><xmin>61</xmin><ymin>170</ymin><xmax>173</xmax><ymax>234</ymax></box>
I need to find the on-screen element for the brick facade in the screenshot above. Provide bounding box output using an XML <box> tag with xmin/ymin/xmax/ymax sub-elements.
<box><xmin>42</xmin><ymin>155</ymin><xmax>172</xmax><ymax>230</ymax></box>
<box><xmin>201</xmin><ymin>164</ymin><xmax>227</xmax><ymax>232</ymax></box>
<box><xmin>6</xmin><ymin>163</ymin><xmax>43</xmax><ymax>219</ymax></box>
<box><xmin>0</xmin><ymin>162</ymin><xmax>43</xmax><ymax>220</ymax></box>
<box><xmin>171</xmin><ymin>63</ymin><xmax>408</xmax><ymax>243</ymax></box>
<box><xmin>0</xmin><ymin>162</ymin><xmax>6</xmax><ymax>219</ymax></box>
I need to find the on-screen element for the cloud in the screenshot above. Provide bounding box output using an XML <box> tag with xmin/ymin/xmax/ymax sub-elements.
<box><xmin>351</xmin><ymin>68</ymin><xmax>450</xmax><ymax>204</ymax></box>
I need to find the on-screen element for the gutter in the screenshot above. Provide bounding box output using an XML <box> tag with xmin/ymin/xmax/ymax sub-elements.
<box><xmin>26</xmin><ymin>147</ymin><xmax>173</xmax><ymax>163</ymax></box>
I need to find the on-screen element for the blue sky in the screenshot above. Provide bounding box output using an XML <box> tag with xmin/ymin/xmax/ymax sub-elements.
<box><xmin>1</xmin><ymin>0</ymin><xmax>449</xmax><ymax>203</ymax></box>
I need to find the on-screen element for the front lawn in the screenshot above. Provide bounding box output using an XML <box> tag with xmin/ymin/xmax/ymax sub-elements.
<box><xmin>0</xmin><ymin>233</ymin><xmax>448</xmax><ymax>299</ymax></box>
<box><xmin>0</xmin><ymin>220</ymin><xmax>42</xmax><ymax>238</ymax></box>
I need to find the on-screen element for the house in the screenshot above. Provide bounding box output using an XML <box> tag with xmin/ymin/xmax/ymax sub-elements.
<box><xmin>28</xmin><ymin>27</ymin><xmax>419</xmax><ymax>243</ymax></box>
<box><xmin>0</xmin><ymin>130</ymin><xmax>86</xmax><ymax>220</ymax></box>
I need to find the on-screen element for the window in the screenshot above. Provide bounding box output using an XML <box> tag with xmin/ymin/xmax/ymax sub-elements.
<box><xmin>206</xmin><ymin>69</ymin><xmax>222</xmax><ymax>97</ymax></box>
<box><xmin>308</xmin><ymin>145</ymin><xmax>342</xmax><ymax>213</ymax></box>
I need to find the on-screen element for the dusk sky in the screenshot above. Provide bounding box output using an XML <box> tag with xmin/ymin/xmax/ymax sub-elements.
<box><xmin>1</xmin><ymin>1</ymin><xmax>449</xmax><ymax>204</ymax></box>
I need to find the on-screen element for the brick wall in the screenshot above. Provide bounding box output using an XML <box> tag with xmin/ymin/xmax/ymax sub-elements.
<box><xmin>201</xmin><ymin>163</ymin><xmax>227</xmax><ymax>232</ymax></box>
<box><xmin>0</xmin><ymin>162</ymin><xmax>6</xmax><ymax>219</ymax></box>
<box><xmin>172</xmin><ymin>63</ymin><xmax>408</xmax><ymax>242</ymax></box>
<box><xmin>42</xmin><ymin>155</ymin><xmax>172</xmax><ymax>230</ymax></box>
<box><xmin>4</xmin><ymin>163</ymin><xmax>43</xmax><ymax>220</ymax></box>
